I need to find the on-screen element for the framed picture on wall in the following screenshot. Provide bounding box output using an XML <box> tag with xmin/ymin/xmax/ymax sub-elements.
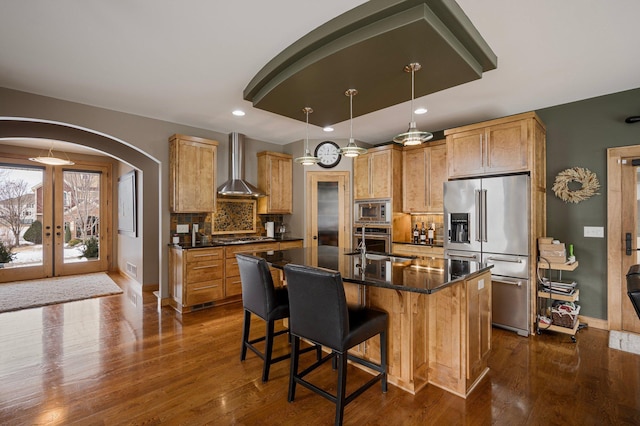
<box><xmin>118</xmin><ymin>170</ymin><xmax>137</xmax><ymax>237</ymax></box>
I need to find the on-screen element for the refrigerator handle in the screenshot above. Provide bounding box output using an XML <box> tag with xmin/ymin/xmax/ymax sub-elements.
<box><xmin>475</xmin><ymin>189</ymin><xmax>482</xmax><ymax>242</ymax></box>
<box><xmin>481</xmin><ymin>189</ymin><xmax>488</xmax><ymax>242</ymax></box>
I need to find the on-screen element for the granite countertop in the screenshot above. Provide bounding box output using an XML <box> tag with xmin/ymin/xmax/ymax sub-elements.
<box><xmin>170</xmin><ymin>236</ymin><xmax>303</xmax><ymax>249</ymax></box>
<box><xmin>254</xmin><ymin>246</ymin><xmax>492</xmax><ymax>295</ymax></box>
<box><xmin>393</xmin><ymin>241</ymin><xmax>444</xmax><ymax>248</ymax></box>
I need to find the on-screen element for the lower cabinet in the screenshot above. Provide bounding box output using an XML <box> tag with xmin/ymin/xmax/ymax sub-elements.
<box><xmin>169</xmin><ymin>240</ymin><xmax>304</xmax><ymax>313</ymax></box>
<box><xmin>352</xmin><ymin>270</ymin><xmax>491</xmax><ymax>397</ymax></box>
<box><xmin>169</xmin><ymin>247</ymin><xmax>225</xmax><ymax>313</ymax></box>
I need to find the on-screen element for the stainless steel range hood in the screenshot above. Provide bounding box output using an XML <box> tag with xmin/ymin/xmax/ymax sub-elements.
<box><xmin>217</xmin><ymin>132</ymin><xmax>265</xmax><ymax>197</ymax></box>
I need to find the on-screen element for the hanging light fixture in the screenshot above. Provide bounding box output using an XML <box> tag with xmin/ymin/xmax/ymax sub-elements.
<box><xmin>294</xmin><ymin>107</ymin><xmax>319</xmax><ymax>166</ymax></box>
<box><xmin>29</xmin><ymin>141</ymin><xmax>75</xmax><ymax>166</ymax></box>
<box><xmin>339</xmin><ymin>89</ymin><xmax>367</xmax><ymax>158</ymax></box>
<box><xmin>393</xmin><ymin>63</ymin><xmax>433</xmax><ymax>146</ymax></box>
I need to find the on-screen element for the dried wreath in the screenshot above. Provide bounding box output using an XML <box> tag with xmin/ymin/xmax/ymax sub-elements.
<box><xmin>552</xmin><ymin>167</ymin><xmax>600</xmax><ymax>203</ymax></box>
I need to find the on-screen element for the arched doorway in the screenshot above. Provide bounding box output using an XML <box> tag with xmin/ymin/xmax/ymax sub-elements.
<box><xmin>0</xmin><ymin>118</ymin><xmax>162</xmax><ymax>295</ymax></box>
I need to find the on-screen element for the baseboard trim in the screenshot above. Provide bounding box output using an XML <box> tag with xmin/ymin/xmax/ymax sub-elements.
<box><xmin>578</xmin><ymin>315</ymin><xmax>608</xmax><ymax>330</ymax></box>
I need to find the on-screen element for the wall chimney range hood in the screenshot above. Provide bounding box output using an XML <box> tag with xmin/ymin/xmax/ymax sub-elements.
<box><xmin>217</xmin><ymin>132</ymin><xmax>265</xmax><ymax>197</ymax></box>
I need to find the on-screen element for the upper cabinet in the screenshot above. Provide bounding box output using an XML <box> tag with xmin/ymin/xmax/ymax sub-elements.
<box><xmin>445</xmin><ymin>112</ymin><xmax>544</xmax><ymax>179</ymax></box>
<box><xmin>169</xmin><ymin>134</ymin><xmax>218</xmax><ymax>213</ymax></box>
<box><xmin>402</xmin><ymin>140</ymin><xmax>447</xmax><ymax>213</ymax></box>
<box><xmin>257</xmin><ymin>151</ymin><xmax>293</xmax><ymax>214</ymax></box>
<box><xmin>354</xmin><ymin>145</ymin><xmax>403</xmax><ymax>200</ymax></box>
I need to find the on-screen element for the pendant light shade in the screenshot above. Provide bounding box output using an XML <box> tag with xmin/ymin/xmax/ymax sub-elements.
<box><xmin>294</xmin><ymin>107</ymin><xmax>320</xmax><ymax>166</ymax></box>
<box><xmin>393</xmin><ymin>63</ymin><xmax>433</xmax><ymax>146</ymax></box>
<box><xmin>339</xmin><ymin>89</ymin><xmax>367</xmax><ymax>158</ymax></box>
<box><xmin>29</xmin><ymin>142</ymin><xmax>75</xmax><ymax>166</ymax></box>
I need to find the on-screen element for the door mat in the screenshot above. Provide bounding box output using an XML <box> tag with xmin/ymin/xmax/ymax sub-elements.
<box><xmin>0</xmin><ymin>273</ymin><xmax>123</xmax><ymax>313</ymax></box>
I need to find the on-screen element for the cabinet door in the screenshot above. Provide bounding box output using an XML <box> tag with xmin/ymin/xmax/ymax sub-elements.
<box><xmin>485</xmin><ymin>120</ymin><xmax>529</xmax><ymax>174</ymax></box>
<box><xmin>170</xmin><ymin>136</ymin><xmax>217</xmax><ymax>213</ymax></box>
<box><xmin>446</xmin><ymin>129</ymin><xmax>485</xmax><ymax>178</ymax></box>
<box><xmin>427</xmin><ymin>143</ymin><xmax>447</xmax><ymax>211</ymax></box>
<box><xmin>466</xmin><ymin>272</ymin><xmax>491</xmax><ymax>381</ymax></box>
<box><xmin>403</xmin><ymin>147</ymin><xmax>427</xmax><ymax>212</ymax></box>
<box><xmin>370</xmin><ymin>150</ymin><xmax>392</xmax><ymax>199</ymax></box>
<box><xmin>258</xmin><ymin>153</ymin><xmax>293</xmax><ymax>214</ymax></box>
<box><xmin>353</xmin><ymin>154</ymin><xmax>372</xmax><ymax>199</ymax></box>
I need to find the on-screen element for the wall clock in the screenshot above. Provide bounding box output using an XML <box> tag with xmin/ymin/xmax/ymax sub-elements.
<box><xmin>314</xmin><ymin>141</ymin><xmax>342</xmax><ymax>168</ymax></box>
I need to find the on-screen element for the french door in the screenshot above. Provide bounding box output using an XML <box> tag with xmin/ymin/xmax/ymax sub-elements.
<box><xmin>0</xmin><ymin>157</ymin><xmax>110</xmax><ymax>283</ymax></box>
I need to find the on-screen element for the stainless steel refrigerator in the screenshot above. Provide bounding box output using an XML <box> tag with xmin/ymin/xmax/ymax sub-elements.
<box><xmin>444</xmin><ymin>174</ymin><xmax>530</xmax><ymax>336</ymax></box>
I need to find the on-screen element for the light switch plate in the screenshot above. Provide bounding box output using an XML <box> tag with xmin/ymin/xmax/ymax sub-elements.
<box><xmin>176</xmin><ymin>224</ymin><xmax>189</xmax><ymax>233</ymax></box>
<box><xmin>584</xmin><ymin>226</ymin><xmax>604</xmax><ymax>238</ymax></box>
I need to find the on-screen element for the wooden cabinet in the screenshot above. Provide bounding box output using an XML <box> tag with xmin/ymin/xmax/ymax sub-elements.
<box><xmin>224</xmin><ymin>242</ymin><xmax>281</xmax><ymax>297</ymax></box>
<box><xmin>354</xmin><ymin>145</ymin><xmax>403</xmax><ymax>200</ymax></box>
<box><xmin>257</xmin><ymin>151</ymin><xmax>292</xmax><ymax>214</ymax></box>
<box><xmin>169</xmin><ymin>246</ymin><xmax>224</xmax><ymax>313</ymax></box>
<box><xmin>445</xmin><ymin>112</ymin><xmax>544</xmax><ymax>179</ymax></box>
<box><xmin>428</xmin><ymin>270</ymin><xmax>491</xmax><ymax>397</ymax></box>
<box><xmin>402</xmin><ymin>140</ymin><xmax>446</xmax><ymax>213</ymax></box>
<box><xmin>169</xmin><ymin>134</ymin><xmax>218</xmax><ymax>213</ymax></box>
<box><xmin>392</xmin><ymin>243</ymin><xmax>444</xmax><ymax>259</ymax></box>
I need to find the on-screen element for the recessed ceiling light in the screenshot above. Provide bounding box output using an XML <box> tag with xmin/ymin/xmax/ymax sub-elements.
<box><xmin>414</xmin><ymin>107</ymin><xmax>428</xmax><ymax>115</ymax></box>
<box><xmin>232</xmin><ymin>109</ymin><xmax>245</xmax><ymax>116</ymax></box>
<box><xmin>323</xmin><ymin>126</ymin><xmax>334</xmax><ymax>132</ymax></box>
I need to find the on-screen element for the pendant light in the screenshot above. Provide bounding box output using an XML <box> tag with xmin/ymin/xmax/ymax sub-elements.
<box><xmin>339</xmin><ymin>89</ymin><xmax>367</xmax><ymax>157</ymax></box>
<box><xmin>294</xmin><ymin>107</ymin><xmax>319</xmax><ymax>166</ymax></box>
<box><xmin>393</xmin><ymin>63</ymin><xmax>433</xmax><ymax>146</ymax></box>
<box><xmin>29</xmin><ymin>141</ymin><xmax>75</xmax><ymax>166</ymax></box>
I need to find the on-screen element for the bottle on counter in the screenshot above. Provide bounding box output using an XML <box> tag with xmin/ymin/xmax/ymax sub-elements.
<box><xmin>420</xmin><ymin>222</ymin><xmax>427</xmax><ymax>245</ymax></box>
<box><xmin>428</xmin><ymin>223</ymin><xmax>435</xmax><ymax>245</ymax></box>
<box><xmin>413</xmin><ymin>224</ymin><xmax>419</xmax><ymax>244</ymax></box>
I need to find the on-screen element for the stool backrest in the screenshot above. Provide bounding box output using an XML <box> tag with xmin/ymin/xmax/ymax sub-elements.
<box><xmin>626</xmin><ymin>264</ymin><xmax>640</xmax><ymax>320</ymax></box>
<box><xmin>236</xmin><ymin>253</ymin><xmax>278</xmax><ymax>318</ymax></box>
<box><xmin>284</xmin><ymin>263</ymin><xmax>349</xmax><ymax>350</ymax></box>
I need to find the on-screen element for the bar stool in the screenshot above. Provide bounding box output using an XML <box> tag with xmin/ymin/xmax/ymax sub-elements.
<box><xmin>237</xmin><ymin>253</ymin><xmax>319</xmax><ymax>382</ymax></box>
<box><xmin>284</xmin><ymin>263</ymin><xmax>388</xmax><ymax>426</ymax></box>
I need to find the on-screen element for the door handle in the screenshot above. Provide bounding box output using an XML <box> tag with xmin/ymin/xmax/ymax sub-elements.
<box><xmin>313</xmin><ymin>236</ymin><xmax>318</xmax><ymax>240</ymax></box>
<box><xmin>626</xmin><ymin>232</ymin><xmax>633</xmax><ymax>256</ymax></box>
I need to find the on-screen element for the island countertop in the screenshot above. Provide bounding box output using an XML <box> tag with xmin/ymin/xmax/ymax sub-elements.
<box><xmin>254</xmin><ymin>245</ymin><xmax>492</xmax><ymax>295</ymax></box>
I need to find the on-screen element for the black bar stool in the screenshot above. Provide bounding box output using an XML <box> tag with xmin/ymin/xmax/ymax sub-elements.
<box><xmin>237</xmin><ymin>253</ymin><xmax>320</xmax><ymax>382</ymax></box>
<box><xmin>284</xmin><ymin>263</ymin><xmax>388</xmax><ymax>426</ymax></box>
<box><xmin>626</xmin><ymin>264</ymin><xmax>640</xmax><ymax>319</ymax></box>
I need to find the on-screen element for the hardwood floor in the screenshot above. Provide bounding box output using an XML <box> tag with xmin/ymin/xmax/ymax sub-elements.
<box><xmin>1</xmin><ymin>273</ymin><xmax>639</xmax><ymax>425</ymax></box>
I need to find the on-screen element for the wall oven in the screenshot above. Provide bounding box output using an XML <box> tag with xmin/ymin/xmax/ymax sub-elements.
<box><xmin>354</xmin><ymin>199</ymin><xmax>391</xmax><ymax>224</ymax></box>
<box><xmin>353</xmin><ymin>226</ymin><xmax>391</xmax><ymax>254</ymax></box>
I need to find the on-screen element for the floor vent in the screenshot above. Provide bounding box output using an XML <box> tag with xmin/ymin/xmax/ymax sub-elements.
<box><xmin>126</xmin><ymin>262</ymin><xmax>137</xmax><ymax>277</ymax></box>
<box><xmin>191</xmin><ymin>302</ymin><xmax>214</xmax><ymax>311</ymax></box>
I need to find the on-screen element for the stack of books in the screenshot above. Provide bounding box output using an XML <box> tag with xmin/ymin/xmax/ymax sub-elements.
<box><xmin>540</xmin><ymin>278</ymin><xmax>577</xmax><ymax>295</ymax></box>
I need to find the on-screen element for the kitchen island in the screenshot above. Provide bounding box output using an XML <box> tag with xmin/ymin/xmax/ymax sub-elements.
<box><xmin>254</xmin><ymin>246</ymin><xmax>493</xmax><ymax>397</ymax></box>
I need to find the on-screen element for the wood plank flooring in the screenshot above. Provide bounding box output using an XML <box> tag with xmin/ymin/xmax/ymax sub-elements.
<box><xmin>1</xmin><ymin>273</ymin><xmax>639</xmax><ymax>425</ymax></box>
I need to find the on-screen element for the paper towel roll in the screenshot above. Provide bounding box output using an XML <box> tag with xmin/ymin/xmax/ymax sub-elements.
<box><xmin>265</xmin><ymin>222</ymin><xmax>274</xmax><ymax>238</ymax></box>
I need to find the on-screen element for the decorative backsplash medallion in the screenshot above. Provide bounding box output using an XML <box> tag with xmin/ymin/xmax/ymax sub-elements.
<box><xmin>212</xmin><ymin>199</ymin><xmax>256</xmax><ymax>234</ymax></box>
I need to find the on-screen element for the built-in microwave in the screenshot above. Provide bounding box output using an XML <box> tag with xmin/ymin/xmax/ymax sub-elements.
<box><xmin>354</xmin><ymin>199</ymin><xmax>391</xmax><ymax>224</ymax></box>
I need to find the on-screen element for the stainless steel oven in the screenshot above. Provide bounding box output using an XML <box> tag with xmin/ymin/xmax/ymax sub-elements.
<box><xmin>354</xmin><ymin>199</ymin><xmax>391</xmax><ymax>224</ymax></box>
<box><xmin>353</xmin><ymin>226</ymin><xmax>391</xmax><ymax>253</ymax></box>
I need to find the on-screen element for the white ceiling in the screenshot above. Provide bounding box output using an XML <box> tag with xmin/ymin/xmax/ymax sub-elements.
<box><xmin>1</xmin><ymin>0</ymin><xmax>639</xmax><ymax>147</ymax></box>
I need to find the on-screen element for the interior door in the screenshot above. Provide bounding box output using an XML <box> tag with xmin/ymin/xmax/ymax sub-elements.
<box><xmin>607</xmin><ymin>145</ymin><xmax>640</xmax><ymax>334</ymax></box>
<box><xmin>306</xmin><ymin>171</ymin><xmax>350</xmax><ymax>252</ymax></box>
<box><xmin>620</xmin><ymin>158</ymin><xmax>640</xmax><ymax>333</ymax></box>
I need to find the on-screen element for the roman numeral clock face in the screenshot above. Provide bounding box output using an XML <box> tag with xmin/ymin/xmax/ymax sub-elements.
<box><xmin>314</xmin><ymin>141</ymin><xmax>341</xmax><ymax>168</ymax></box>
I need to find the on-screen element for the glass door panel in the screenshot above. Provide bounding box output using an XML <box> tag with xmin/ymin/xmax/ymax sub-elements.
<box><xmin>0</xmin><ymin>162</ymin><xmax>53</xmax><ymax>282</ymax></box>
<box><xmin>54</xmin><ymin>166</ymin><xmax>108</xmax><ymax>276</ymax></box>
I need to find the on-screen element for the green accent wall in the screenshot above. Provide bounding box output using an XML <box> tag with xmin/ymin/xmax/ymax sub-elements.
<box><xmin>537</xmin><ymin>87</ymin><xmax>640</xmax><ymax>320</ymax></box>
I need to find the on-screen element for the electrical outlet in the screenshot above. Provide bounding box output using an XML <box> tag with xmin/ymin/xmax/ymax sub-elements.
<box><xmin>176</xmin><ymin>224</ymin><xmax>189</xmax><ymax>233</ymax></box>
<box><xmin>584</xmin><ymin>226</ymin><xmax>604</xmax><ymax>238</ymax></box>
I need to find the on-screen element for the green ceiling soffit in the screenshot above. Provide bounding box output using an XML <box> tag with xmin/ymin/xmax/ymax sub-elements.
<box><xmin>243</xmin><ymin>0</ymin><xmax>497</xmax><ymax>128</ymax></box>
